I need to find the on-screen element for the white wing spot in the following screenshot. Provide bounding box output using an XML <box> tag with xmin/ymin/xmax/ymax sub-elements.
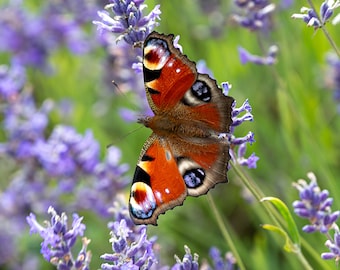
<box><xmin>165</xmin><ymin>150</ymin><xmax>172</xmax><ymax>161</ymax></box>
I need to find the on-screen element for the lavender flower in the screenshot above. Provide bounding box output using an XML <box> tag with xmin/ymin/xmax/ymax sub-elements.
<box><xmin>101</xmin><ymin>198</ymin><xmax>157</xmax><ymax>270</ymax></box>
<box><xmin>0</xmin><ymin>58</ymin><xmax>129</xmax><ymax>267</ymax></box>
<box><xmin>172</xmin><ymin>245</ymin><xmax>199</xmax><ymax>270</ymax></box>
<box><xmin>238</xmin><ymin>45</ymin><xmax>278</xmax><ymax>65</ymax></box>
<box><xmin>321</xmin><ymin>227</ymin><xmax>340</xmax><ymax>262</ymax></box>
<box><xmin>0</xmin><ymin>1</ymin><xmax>95</xmax><ymax>70</ymax></box>
<box><xmin>292</xmin><ymin>172</ymin><xmax>340</xmax><ymax>233</ymax></box>
<box><xmin>325</xmin><ymin>53</ymin><xmax>340</xmax><ymax>113</ymax></box>
<box><xmin>292</xmin><ymin>0</ymin><xmax>340</xmax><ymax>29</ymax></box>
<box><xmin>93</xmin><ymin>0</ymin><xmax>161</xmax><ymax>45</ymax></box>
<box><xmin>232</xmin><ymin>0</ymin><xmax>276</xmax><ymax>32</ymax></box>
<box><xmin>0</xmin><ymin>61</ymin><xmax>26</xmax><ymax>102</ymax></box>
<box><xmin>224</xmin><ymin>97</ymin><xmax>259</xmax><ymax>169</ymax></box>
<box><xmin>204</xmin><ymin>247</ymin><xmax>236</xmax><ymax>270</ymax></box>
<box><xmin>26</xmin><ymin>206</ymin><xmax>91</xmax><ymax>270</ymax></box>
<box><xmin>1</xmin><ymin>71</ymin><xmax>53</xmax><ymax>160</ymax></box>
<box><xmin>93</xmin><ymin>0</ymin><xmax>161</xmax><ymax>120</ymax></box>
<box><xmin>35</xmin><ymin>125</ymin><xmax>100</xmax><ymax>176</ymax></box>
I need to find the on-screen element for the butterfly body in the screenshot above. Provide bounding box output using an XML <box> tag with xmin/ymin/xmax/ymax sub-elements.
<box><xmin>129</xmin><ymin>32</ymin><xmax>234</xmax><ymax>225</ymax></box>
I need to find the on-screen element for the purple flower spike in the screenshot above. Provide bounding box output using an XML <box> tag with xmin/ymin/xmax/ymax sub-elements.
<box><xmin>0</xmin><ymin>2</ymin><xmax>93</xmax><ymax>70</ymax></box>
<box><xmin>26</xmin><ymin>206</ymin><xmax>91</xmax><ymax>269</ymax></box>
<box><xmin>321</xmin><ymin>228</ymin><xmax>340</xmax><ymax>262</ymax></box>
<box><xmin>35</xmin><ymin>125</ymin><xmax>100</xmax><ymax>177</ymax></box>
<box><xmin>292</xmin><ymin>172</ymin><xmax>340</xmax><ymax>234</ymax></box>
<box><xmin>229</xmin><ymin>142</ymin><xmax>259</xmax><ymax>169</ymax></box>
<box><xmin>231</xmin><ymin>99</ymin><xmax>254</xmax><ymax>129</ymax></box>
<box><xmin>217</xmin><ymin>97</ymin><xmax>258</xmax><ymax>169</ymax></box>
<box><xmin>292</xmin><ymin>1</ymin><xmax>340</xmax><ymax>29</ymax></box>
<box><xmin>206</xmin><ymin>247</ymin><xmax>237</xmax><ymax>270</ymax></box>
<box><xmin>101</xmin><ymin>198</ymin><xmax>157</xmax><ymax>269</ymax></box>
<box><xmin>326</xmin><ymin>53</ymin><xmax>340</xmax><ymax>113</ymax></box>
<box><xmin>238</xmin><ymin>46</ymin><xmax>278</xmax><ymax>65</ymax></box>
<box><xmin>93</xmin><ymin>0</ymin><xmax>161</xmax><ymax>45</ymax></box>
<box><xmin>171</xmin><ymin>245</ymin><xmax>199</xmax><ymax>270</ymax></box>
<box><xmin>232</xmin><ymin>1</ymin><xmax>276</xmax><ymax>32</ymax></box>
<box><xmin>0</xmin><ymin>62</ymin><xmax>26</xmax><ymax>102</ymax></box>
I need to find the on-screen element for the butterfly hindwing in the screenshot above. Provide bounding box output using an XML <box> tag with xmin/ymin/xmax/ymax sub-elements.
<box><xmin>129</xmin><ymin>134</ymin><xmax>187</xmax><ymax>225</ymax></box>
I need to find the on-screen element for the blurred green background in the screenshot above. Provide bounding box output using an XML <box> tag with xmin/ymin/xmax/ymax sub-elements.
<box><xmin>2</xmin><ymin>0</ymin><xmax>340</xmax><ymax>269</ymax></box>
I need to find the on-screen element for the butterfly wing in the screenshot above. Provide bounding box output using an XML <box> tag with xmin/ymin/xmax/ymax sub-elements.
<box><xmin>171</xmin><ymin>73</ymin><xmax>234</xmax><ymax>197</ymax></box>
<box><xmin>129</xmin><ymin>134</ymin><xmax>187</xmax><ymax>225</ymax></box>
<box><xmin>143</xmin><ymin>32</ymin><xmax>197</xmax><ymax>113</ymax></box>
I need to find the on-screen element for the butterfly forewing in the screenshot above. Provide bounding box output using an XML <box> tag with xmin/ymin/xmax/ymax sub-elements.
<box><xmin>143</xmin><ymin>32</ymin><xmax>197</xmax><ymax>112</ymax></box>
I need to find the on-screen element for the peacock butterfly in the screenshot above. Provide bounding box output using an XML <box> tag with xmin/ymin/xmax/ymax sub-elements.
<box><xmin>129</xmin><ymin>31</ymin><xmax>234</xmax><ymax>225</ymax></box>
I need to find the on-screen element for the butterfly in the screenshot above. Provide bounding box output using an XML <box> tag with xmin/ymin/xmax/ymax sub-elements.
<box><xmin>129</xmin><ymin>31</ymin><xmax>234</xmax><ymax>225</ymax></box>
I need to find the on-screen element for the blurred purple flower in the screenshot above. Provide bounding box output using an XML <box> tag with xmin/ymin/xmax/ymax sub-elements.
<box><xmin>232</xmin><ymin>0</ymin><xmax>276</xmax><ymax>32</ymax></box>
<box><xmin>171</xmin><ymin>245</ymin><xmax>199</xmax><ymax>270</ymax></box>
<box><xmin>0</xmin><ymin>1</ymin><xmax>95</xmax><ymax>70</ymax></box>
<box><xmin>238</xmin><ymin>45</ymin><xmax>278</xmax><ymax>65</ymax></box>
<box><xmin>93</xmin><ymin>0</ymin><xmax>161</xmax><ymax>120</ymax></box>
<box><xmin>93</xmin><ymin>0</ymin><xmax>161</xmax><ymax>45</ymax></box>
<box><xmin>292</xmin><ymin>172</ymin><xmax>340</xmax><ymax>234</ymax></box>
<box><xmin>27</xmin><ymin>206</ymin><xmax>91</xmax><ymax>269</ymax></box>
<box><xmin>76</xmin><ymin>146</ymin><xmax>129</xmax><ymax>217</ymax></box>
<box><xmin>292</xmin><ymin>1</ymin><xmax>340</xmax><ymax>29</ymax></box>
<box><xmin>280</xmin><ymin>0</ymin><xmax>294</xmax><ymax>9</ymax></box>
<box><xmin>1</xmin><ymin>72</ymin><xmax>53</xmax><ymax>160</ymax></box>
<box><xmin>35</xmin><ymin>125</ymin><xmax>100</xmax><ymax>176</ymax></box>
<box><xmin>325</xmin><ymin>53</ymin><xmax>340</xmax><ymax>113</ymax></box>
<box><xmin>196</xmin><ymin>60</ymin><xmax>214</xmax><ymax>77</ymax></box>
<box><xmin>322</xmin><ymin>228</ymin><xmax>340</xmax><ymax>262</ymax></box>
<box><xmin>0</xmin><ymin>58</ymin><xmax>130</xmax><ymax>267</ymax></box>
<box><xmin>204</xmin><ymin>247</ymin><xmax>236</xmax><ymax>270</ymax></box>
<box><xmin>0</xmin><ymin>61</ymin><xmax>26</xmax><ymax>102</ymax></box>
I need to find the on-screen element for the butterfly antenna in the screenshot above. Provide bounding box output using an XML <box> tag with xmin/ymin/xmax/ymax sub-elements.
<box><xmin>106</xmin><ymin>125</ymin><xmax>144</xmax><ymax>149</ymax></box>
<box><xmin>112</xmin><ymin>80</ymin><xmax>126</xmax><ymax>96</ymax></box>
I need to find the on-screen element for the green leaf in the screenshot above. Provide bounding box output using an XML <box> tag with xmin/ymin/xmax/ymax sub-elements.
<box><xmin>262</xmin><ymin>224</ymin><xmax>299</xmax><ymax>253</ymax></box>
<box><xmin>261</xmin><ymin>197</ymin><xmax>300</xmax><ymax>247</ymax></box>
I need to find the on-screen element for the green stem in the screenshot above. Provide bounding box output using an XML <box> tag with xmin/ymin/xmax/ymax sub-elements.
<box><xmin>307</xmin><ymin>0</ymin><xmax>340</xmax><ymax>57</ymax></box>
<box><xmin>206</xmin><ymin>193</ymin><xmax>246</xmax><ymax>270</ymax></box>
<box><xmin>296</xmin><ymin>249</ymin><xmax>313</xmax><ymax>270</ymax></box>
<box><xmin>230</xmin><ymin>162</ymin><xmax>281</xmax><ymax>226</ymax></box>
<box><xmin>230</xmin><ymin>162</ymin><xmax>314</xmax><ymax>269</ymax></box>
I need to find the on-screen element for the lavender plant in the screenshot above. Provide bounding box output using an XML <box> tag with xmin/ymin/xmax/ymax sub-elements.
<box><xmin>0</xmin><ymin>0</ymin><xmax>129</xmax><ymax>267</ymax></box>
<box><xmin>326</xmin><ymin>53</ymin><xmax>340</xmax><ymax>113</ymax></box>
<box><xmin>292</xmin><ymin>172</ymin><xmax>340</xmax><ymax>234</ymax></box>
<box><xmin>231</xmin><ymin>0</ymin><xmax>278</xmax><ymax>65</ymax></box>
<box><xmin>27</xmin><ymin>206</ymin><xmax>91</xmax><ymax>270</ymax></box>
<box><xmin>93</xmin><ymin>0</ymin><xmax>161</xmax><ymax>119</ymax></box>
<box><xmin>0</xmin><ymin>1</ymin><xmax>97</xmax><ymax>70</ymax></box>
<box><xmin>100</xmin><ymin>198</ymin><xmax>158</xmax><ymax>269</ymax></box>
<box><xmin>293</xmin><ymin>173</ymin><xmax>340</xmax><ymax>264</ymax></box>
<box><xmin>291</xmin><ymin>0</ymin><xmax>340</xmax><ymax>29</ymax></box>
